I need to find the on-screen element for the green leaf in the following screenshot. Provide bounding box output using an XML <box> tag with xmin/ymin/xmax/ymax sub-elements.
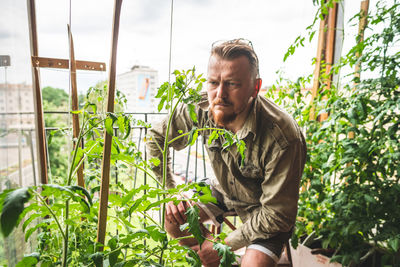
<box><xmin>42</xmin><ymin>184</ymin><xmax>91</xmax><ymax>212</ymax></box>
<box><xmin>364</xmin><ymin>194</ymin><xmax>376</xmax><ymax>204</ymax></box>
<box><xmin>185</xmin><ymin>248</ymin><xmax>202</xmax><ymax>267</ymax></box>
<box><xmin>0</xmin><ymin>187</ymin><xmax>31</xmax><ymax>237</ymax></box>
<box><xmin>105</xmin><ymin>117</ymin><xmax>115</xmax><ymax>136</ymax></box>
<box><xmin>117</xmin><ymin>116</ymin><xmax>125</xmax><ymax>135</ymax></box>
<box><xmin>67</xmin><ymin>185</ymin><xmax>93</xmax><ymax>206</ymax></box>
<box><xmin>105</xmin><ymin>113</ymin><xmax>118</xmax><ymax>136</ymax></box>
<box><xmin>146</xmin><ymin>225</ymin><xmax>167</xmax><ymax>242</ymax></box>
<box><xmin>388</xmin><ymin>237</ymin><xmax>400</xmax><ymax>252</ymax></box>
<box><xmin>188</xmin><ymin>104</ymin><xmax>198</xmax><ymax>123</ymax></box>
<box><xmin>108</xmin><ymin>237</ymin><xmax>120</xmax><ymax>267</ymax></box>
<box><xmin>158</xmin><ymin>95</ymin><xmax>166</xmax><ymax>112</ymax></box>
<box><xmin>187</xmin><ymin>127</ymin><xmax>198</xmax><ymax>146</ymax></box>
<box><xmin>222</xmin><ymin>132</ymin><xmax>234</xmax><ymax>148</ymax></box>
<box><xmin>86</xmin><ymin>103</ymin><xmax>97</xmax><ymax>114</ymax></box>
<box><xmin>128</xmin><ymin>199</ymin><xmax>142</xmax><ymax>215</ymax></box>
<box><xmin>16</xmin><ymin>252</ymin><xmax>40</xmax><ymax>267</ymax></box>
<box><xmin>123</xmin><ymin>116</ymin><xmax>131</xmax><ymax>139</ymax></box>
<box><xmin>149</xmin><ymin>157</ymin><xmax>160</xmax><ymax>167</ymax></box>
<box><xmin>90</xmin><ymin>252</ymin><xmax>104</xmax><ymax>267</ymax></box>
<box><xmin>25</xmin><ymin>221</ymin><xmax>48</xmax><ymax>242</ymax></box>
<box><xmin>236</xmin><ymin>140</ymin><xmax>246</xmax><ymax>165</ymax></box>
<box><xmin>185</xmin><ymin>206</ymin><xmax>205</xmax><ymax>248</ymax></box>
<box><xmin>194</xmin><ymin>183</ymin><xmax>217</xmax><ymax>204</ymax></box>
<box><xmin>22</xmin><ymin>213</ymin><xmax>41</xmax><ymax>232</ymax></box>
<box><xmin>213</xmin><ymin>242</ymin><xmax>237</xmax><ymax>267</ymax></box>
<box><xmin>208</xmin><ymin>130</ymin><xmax>219</xmax><ymax>145</ymax></box>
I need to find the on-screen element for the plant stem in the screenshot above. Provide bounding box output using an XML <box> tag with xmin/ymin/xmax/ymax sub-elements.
<box><xmin>70</xmin><ymin>139</ymin><xmax>100</xmax><ymax>179</ymax></box>
<box><xmin>63</xmin><ymin>201</ymin><xmax>69</xmax><ymax>267</ymax></box>
<box><xmin>161</xmin><ymin>88</ymin><xmax>181</xmax><ymax>229</ymax></box>
<box><xmin>67</xmin><ymin>118</ymin><xmax>88</xmax><ymax>186</ymax></box>
<box><xmin>63</xmin><ymin>116</ymin><xmax>99</xmax><ymax>267</ymax></box>
<box><xmin>33</xmin><ymin>190</ymin><xmax>67</xmax><ymax>242</ymax></box>
<box><xmin>66</xmin><ymin>118</ymin><xmax>105</xmax><ymax>186</ymax></box>
<box><xmin>138</xmin><ymin>211</ymin><xmax>162</xmax><ymax>227</ymax></box>
<box><xmin>140</xmin><ymin>247</ymin><xmax>162</xmax><ymax>264</ymax></box>
<box><xmin>121</xmin><ymin>160</ymin><xmax>162</xmax><ymax>187</ymax></box>
<box><xmin>168</xmin><ymin>127</ymin><xmax>223</xmax><ymax>145</ymax></box>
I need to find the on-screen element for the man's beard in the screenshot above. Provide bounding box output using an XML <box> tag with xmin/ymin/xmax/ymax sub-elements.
<box><xmin>209</xmin><ymin>98</ymin><xmax>237</xmax><ymax>127</ymax></box>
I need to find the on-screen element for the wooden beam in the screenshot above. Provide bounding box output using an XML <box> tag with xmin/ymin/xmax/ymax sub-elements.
<box><xmin>354</xmin><ymin>0</ymin><xmax>369</xmax><ymax>81</ymax></box>
<box><xmin>324</xmin><ymin>2</ymin><xmax>338</xmax><ymax>92</ymax></box>
<box><xmin>319</xmin><ymin>2</ymin><xmax>338</xmax><ymax>122</ymax></box>
<box><xmin>309</xmin><ymin>16</ymin><xmax>327</xmax><ymax>120</ymax></box>
<box><xmin>349</xmin><ymin>0</ymin><xmax>369</xmax><ymax>139</ymax></box>
<box><xmin>68</xmin><ymin>25</ymin><xmax>85</xmax><ymax>188</ymax></box>
<box><xmin>27</xmin><ymin>0</ymin><xmax>48</xmax><ymax>185</ymax></box>
<box><xmin>31</xmin><ymin>56</ymin><xmax>106</xmax><ymax>71</ymax></box>
<box><xmin>97</xmin><ymin>0</ymin><xmax>123</xmax><ymax>251</ymax></box>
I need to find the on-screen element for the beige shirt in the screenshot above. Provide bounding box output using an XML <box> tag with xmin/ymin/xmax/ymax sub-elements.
<box><xmin>147</xmin><ymin>93</ymin><xmax>307</xmax><ymax>250</ymax></box>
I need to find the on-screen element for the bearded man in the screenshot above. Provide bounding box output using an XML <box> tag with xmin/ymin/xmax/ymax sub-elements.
<box><xmin>147</xmin><ymin>39</ymin><xmax>307</xmax><ymax>267</ymax></box>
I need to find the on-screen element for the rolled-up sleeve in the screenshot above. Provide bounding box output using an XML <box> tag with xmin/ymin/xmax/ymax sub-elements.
<box><xmin>146</xmin><ymin>104</ymin><xmax>196</xmax><ymax>189</ymax></box>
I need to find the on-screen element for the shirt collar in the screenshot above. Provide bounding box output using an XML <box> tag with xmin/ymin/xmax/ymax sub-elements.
<box><xmin>236</xmin><ymin>96</ymin><xmax>259</xmax><ymax>141</ymax></box>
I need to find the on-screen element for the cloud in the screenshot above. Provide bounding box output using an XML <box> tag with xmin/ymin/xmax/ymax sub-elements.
<box><xmin>1</xmin><ymin>0</ymin><xmax>322</xmax><ymax>91</ymax></box>
<box><xmin>0</xmin><ymin>30</ymin><xmax>12</xmax><ymax>40</ymax></box>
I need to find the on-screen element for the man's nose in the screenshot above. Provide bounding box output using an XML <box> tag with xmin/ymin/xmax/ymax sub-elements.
<box><xmin>216</xmin><ymin>84</ymin><xmax>227</xmax><ymax>98</ymax></box>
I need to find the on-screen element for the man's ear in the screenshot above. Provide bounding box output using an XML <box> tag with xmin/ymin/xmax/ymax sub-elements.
<box><xmin>252</xmin><ymin>78</ymin><xmax>262</xmax><ymax>97</ymax></box>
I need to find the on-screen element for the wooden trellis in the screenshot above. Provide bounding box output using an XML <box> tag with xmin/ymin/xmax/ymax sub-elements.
<box><xmin>96</xmin><ymin>0</ymin><xmax>123</xmax><ymax>250</ymax></box>
<box><xmin>27</xmin><ymin>0</ymin><xmax>123</xmax><ymax>255</ymax></box>
<box><xmin>27</xmin><ymin>0</ymin><xmax>106</xmax><ymax>187</ymax></box>
<box><xmin>310</xmin><ymin>1</ymin><xmax>339</xmax><ymax>121</ymax></box>
<box><xmin>310</xmin><ymin>0</ymin><xmax>370</xmax><ymax>122</ymax></box>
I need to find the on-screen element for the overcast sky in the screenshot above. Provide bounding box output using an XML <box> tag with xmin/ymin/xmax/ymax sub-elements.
<box><xmin>1</xmin><ymin>0</ymin><xmax>363</xmax><ymax>93</ymax></box>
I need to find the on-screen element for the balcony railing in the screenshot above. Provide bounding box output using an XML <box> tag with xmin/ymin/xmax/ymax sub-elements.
<box><xmin>0</xmin><ymin>110</ymin><xmax>214</xmax><ymax>190</ymax></box>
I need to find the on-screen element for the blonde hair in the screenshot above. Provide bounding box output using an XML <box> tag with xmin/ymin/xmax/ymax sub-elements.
<box><xmin>211</xmin><ymin>38</ymin><xmax>260</xmax><ymax>78</ymax></box>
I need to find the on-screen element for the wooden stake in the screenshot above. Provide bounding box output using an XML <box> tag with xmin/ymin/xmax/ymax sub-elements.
<box><xmin>324</xmin><ymin>3</ymin><xmax>338</xmax><ymax>91</ymax></box>
<box><xmin>319</xmin><ymin>2</ymin><xmax>338</xmax><ymax>122</ymax></box>
<box><xmin>309</xmin><ymin>17</ymin><xmax>327</xmax><ymax>121</ymax></box>
<box><xmin>68</xmin><ymin>25</ymin><xmax>85</xmax><ymax>188</ymax></box>
<box><xmin>27</xmin><ymin>0</ymin><xmax>48</xmax><ymax>185</ymax></box>
<box><xmin>349</xmin><ymin>0</ymin><xmax>369</xmax><ymax>139</ymax></box>
<box><xmin>96</xmin><ymin>0</ymin><xmax>123</xmax><ymax>250</ymax></box>
<box><xmin>354</xmin><ymin>0</ymin><xmax>370</xmax><ymax>82</ymax></box>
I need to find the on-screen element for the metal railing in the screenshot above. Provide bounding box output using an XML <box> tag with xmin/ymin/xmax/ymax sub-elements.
<box><xmin>0</xmin><ymin>111</ymin><xmax>213</xmax><ymax>190</ymax></box>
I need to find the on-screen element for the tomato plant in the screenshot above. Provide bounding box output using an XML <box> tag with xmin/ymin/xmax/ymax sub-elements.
<box><xmin>0</xmin><ymin>68</ymin><xmax>243</xmax><ymax>266</ymax></box>
<box><xmin>269</xmin><ymin>0</ymin><xmax>400</xmax><ymax>265</ymax></box>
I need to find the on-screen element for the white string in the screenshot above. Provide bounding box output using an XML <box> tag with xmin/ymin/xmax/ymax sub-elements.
<box><xmin>64</xmin><ymin>0</ymin><xmax>73</xmax><ymax>184</ymax></box>
<box><xmin>3</xmin><ymin>67</ymin><xmax>9</xmax><ymax>184</ymax></box>
<box><xmin>168</xmin><ymin>0</ymin><xmax>174</xmax><ymax>84</ymax></box>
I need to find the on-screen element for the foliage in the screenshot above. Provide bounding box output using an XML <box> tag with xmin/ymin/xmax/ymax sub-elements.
<box><xmin>269</xmin><ymin>0</ymin><xmax>400</xmax><ymax>265</ymax></box>
<box><xmin>42</xmin><ymin>87</ymin><xmax>70</xmax><ymax>181</ymax></box>
<box><xmin>0</xmin><ymin>68</ymin><xmax>241</xmax><ymax>266</ymax></box>
<box><xmin>42</xmin><ymin>86</ymin><xmax>69</xmax><ymax>107</ymax></box>
<box><xmin>85</xmin><ymin>80</ymin><xmax>127</xmax><ymax>114</ymax></box>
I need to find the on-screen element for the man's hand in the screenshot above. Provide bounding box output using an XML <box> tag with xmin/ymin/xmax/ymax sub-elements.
<box><xmin>165</xmin><ymin>198</ymin><xmax>189</xmax><ymax>225</ymax></box>
<box><xmin>191</xmin><ymin>239</ymin><xmax>221</xmax><ymax>267</ymax></box>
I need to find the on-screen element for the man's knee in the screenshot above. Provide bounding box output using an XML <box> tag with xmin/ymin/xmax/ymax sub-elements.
<box><xmin>241</xmin><ymin>248</ymin><xmax>277</xmax><ymax>267</ymax></box>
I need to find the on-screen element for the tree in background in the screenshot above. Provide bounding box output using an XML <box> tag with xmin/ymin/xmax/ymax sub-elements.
<box><xmin>42</xmin><ymin>86</ymin><xmax>69</xmax><ymax>108</ymax></box>
<box><xmin>42</xmin><ymin>86</ymin><xmax>69</xmax><ymax>183</ymax></box>
<box><xmin>43</xmin><ymin>83</ymin><xmax>127</xmax><ymax>184</ymax></box>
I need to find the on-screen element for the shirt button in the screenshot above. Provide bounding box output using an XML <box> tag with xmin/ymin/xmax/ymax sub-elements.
<box><xmin>232</xmin><ymin>197</ymin><xmax>237</xmax><ymax>201</ymax></box>
<box><xmin>230</xmin><ymin>181</ymin><xmax>234</xmax><ymax>185</ymax></box>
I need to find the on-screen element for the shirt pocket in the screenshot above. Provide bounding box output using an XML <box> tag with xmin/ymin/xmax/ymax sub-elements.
<box><xmin>239</xmin><ymin>162</ymin><xmax>263</xmax><ymax>179</ymax></box>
